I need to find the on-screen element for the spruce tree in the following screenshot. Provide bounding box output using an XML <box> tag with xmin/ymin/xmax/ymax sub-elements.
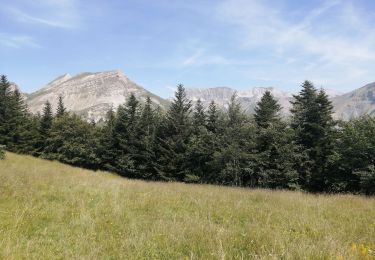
<box><xmin>155</xmin><ymin>84</ymin><xmax>192</xmax><ymax>181</ymax></box>
<box><xmin>138</xmin><ymin>97</ymin><xmax>158</xmax><ymax>179</ymax></box>
<box><xmin>0</xmin><ymin>75</ymin><xmax>13</xmax><ymax>146</ymax></box>
<box><xmin>227</xmin><ymin>93</ymin><xmax>244</xmax><ymax>127</ymax></box>
<box><xmin>56</xmin><ymin>95</ymin><xmax>66</xmax><ymax>117</ymax></box>
<box><xmin>207</xmin><ymin>101</ymin><xmax>219</xmax><ymax>133</ymax></box>
<box><xmin>112</xmin><ymin>93</ymin><xmax>141</xmax><ymax>177</ymax></box>
<box><xmin>193</xmin><ymin>99</ymin><xmax>206</xmax><ymax>131</ymax></box>
<box><xmin>43</xmin><ymin>113</ymin><xmax>99</xmax><ymax>169</ymax></box>
<box><xmin>40</xmin><ymin>101</ymin><xmax>53</xmax><ymax>136</ymax></box>
<box><xmin>211</xmin><ymin>94</ymin><xmax>256</xmax><ymax>186</ymax></box>
<box><xmin>290</xmin><ymin>81</ymin><xmax>335</xmax><ymax>191</ymax></box>
<box><xmin>36</xmin><ymin>101</ymin><xmax>53</xmax><ymax>154</ymax></box>
<box><xmin>98</xmin><ymin>108</ymin><xmax>117</xmax><ymax>171</ymax></box>
<box><xmin>0</xmin><ymin>76</ymin><xmax>30</xmax><ymax>151</ymax></box>
<box><xmin>185</xmin><ymin>99</ymin><xmax>212</xmax><ymax>183</ymax></box>
<box><xmin>254</xmin><ymin>90</ymin><xmax>281</xmax><ymax>128</ymax></box>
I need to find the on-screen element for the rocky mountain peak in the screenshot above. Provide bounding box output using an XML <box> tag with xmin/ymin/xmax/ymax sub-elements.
<box><xmin>26</xmin><ymin>70</ymin><xmax>169</xmax><ymax>122</ymax></box>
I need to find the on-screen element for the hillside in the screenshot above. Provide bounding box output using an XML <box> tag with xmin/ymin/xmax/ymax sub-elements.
<box><xmin>1</xmin><ymin>153</ymin><xmax>374</xmax><ymax>259</ymax></box>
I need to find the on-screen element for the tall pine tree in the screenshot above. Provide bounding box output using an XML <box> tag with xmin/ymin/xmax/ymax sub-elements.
<box><xmin>290</xmin><ymin>81</ymin><xmax>335</xmax><ymax>191</ymax></box>
<box><xmin>56</xmin><ymin>95</ymin><xmax>67</xmax><ymax>117</ymax></box>
<box><xmin>155</xmin><ymin>84</ymin><xmax>192</xmax><ymax>181</ymax></box>
<box><xmin>254</xmin><ymin>90</ymin><xmax>281</xmax><ymax>128</ymax></box>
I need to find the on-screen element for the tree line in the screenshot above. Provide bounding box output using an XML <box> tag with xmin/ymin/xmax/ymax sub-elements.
<box><xmin>1</xmin><ymin>75</ymin><xmax>374</xmax><ymax>194</ymax></box>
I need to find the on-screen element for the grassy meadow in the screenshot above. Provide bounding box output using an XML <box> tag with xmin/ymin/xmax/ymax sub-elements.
<box><xmin>0</xmin><ymin>152</ymin><xmax>374</xmax><ymax>259</ymax></box>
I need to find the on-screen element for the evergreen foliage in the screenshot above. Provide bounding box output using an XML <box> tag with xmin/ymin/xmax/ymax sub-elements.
<box><xmin>0</xmin><ymin>74</ymin><xmax>374</xmax><ymax>194</ymax></box>
<box><xmin>155</xmin><ymin>84</ymin><xmax>192</xmax><ymax>181</ymax></box>
<box><xmin>56</xmin><ymin>95</ymin><xmax>67</xmax><ymax>117</ymax></box>
<box><xmin>290</xmin><ymin>81</ymin><xmax>336</xmax><ymax>191</ymax></box>
<box><xmin>254</xmin><ymin>90</ymin><xmax>281</xmax><ymax>128</ymax></box>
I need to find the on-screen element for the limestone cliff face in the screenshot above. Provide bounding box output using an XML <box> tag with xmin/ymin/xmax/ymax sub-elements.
<box><xmin>332</xmin><ymin>82</ymin><xmax>375</xmax><ymax>120</ymax></box>
<box><xmin>186</xmin><ymin>86</ymin><xmax>293</xmax><ymax>115</ymax></box>
<box><xmin>186</xmin><ymin>86</ymin><xmax>355</xmax><ymax>118</ymax></box>
<box><xmin>26</xmin><ymin>70</ymin><xmax>169</xmax><ymax>121</ymax></box>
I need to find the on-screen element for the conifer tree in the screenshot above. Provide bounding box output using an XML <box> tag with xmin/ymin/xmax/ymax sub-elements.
<box><xmin>185</xmin><ymin>99</ymin><xmax>213</xmax><ymax>183</ymax></box>
<box><xmin>0</xmin><ymin>75</ymin><xmax>13</xmax><ymax>146</ymax></box>
<box><xmin>40</xmin><ymin>101</ymin><xmax>53</xmax><ymax>136</ymax></box>
<box><xmin>98</xmin><ymin>108</ymin><xmax>117</xmax><ymax>171</ymax></box>
<box><xmin>193</xmin><ymin>99</ymin><xmax>206</xmax><ymax>131</ymax></box>
<box><xmin>155</xmin><ymin>84</ymin><xmax>192</xmax><ymax>181</ymax></box>
<box><xmin>254</xmin><ymin>90</ymin><xmax>281</xmax><ymax>128</ymax></box>
<box><xmin>112</xmin><ymin>93</ymin><xmax>141</xmax><ymax>177</ymax></box>
<box><xmin>227</xmin><ymin>93</ymin><xmax>244</xmax><ymax>127</ymax></box>
<box><xmin>138</xmin><ymin>97</ymin><xmax>158</xmax><ymax>179</ymax></box>
<box><xmin>290</xmin><ymin>81</ymin><xmax>335</xmax><ymax>191</ymax></box>
<box><xmin>43</xmin><ymin>114</ymin><xmax>99</xmax><ymax>169</ymax></box>
<box><xmin>211</xmin><ymin>94</ymin><xmax>256</xmax><ymax>186</ymax></box>
<box><xmin>56</xmin><ymin>95</ymin><xmax>66</xmax><ymax>117</ymax></box>
<box><xmin>35</xmin><ymin>101</ymin><xmax>54</xmax><ymax>154</ymax></box>
<box><xmin>207</xmin><ymin>101</ymin><xmax>219</xmax><ymax>133</ymax></box>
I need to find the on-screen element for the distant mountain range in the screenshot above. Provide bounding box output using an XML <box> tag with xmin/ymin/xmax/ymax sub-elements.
<box><xmin>185</xmin><ymin>86</ymin><xmax>343</xmax><ymax>117</ymax></box>
<box><xmin>14</xmin><ymin>70</ymin><xmax>375</xmax><ymax>121</ymax></box>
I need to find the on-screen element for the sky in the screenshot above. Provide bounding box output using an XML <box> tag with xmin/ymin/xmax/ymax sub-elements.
<box><xmin>1</xmin><ymin>0</ymin><xmax>375</xmax><ymax>98</ymax></box>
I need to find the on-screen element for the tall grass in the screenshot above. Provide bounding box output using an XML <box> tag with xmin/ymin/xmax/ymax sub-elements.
<box><xmin>1</xmin><ymin>153</ymin><xmax>374</xmax><ymax>259</ymax></box>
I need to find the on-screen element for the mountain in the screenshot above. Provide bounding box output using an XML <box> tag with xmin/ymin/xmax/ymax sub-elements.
<box><xmin>186</xmin><ymin>87</ymin><xmax>293</xmax><ymax>116</ymax></box>
<box><xmin>186</xmin><ymin>86</ymin><xmax>361</xmax><ymax>118</ymax></box>
<box><xmin>26</xmin><ymin>70</ymin><xmax>169</xmax><ymax>121</ymax></box>
<box><xmin>11</xmin><ymin>71</ymin><xmax>375</xmax><ymax>121</ymax></box>
<box><xmin>332</xmin><ymin>82</ymin><xmax>375</xmax><ymax>120</ymax></box>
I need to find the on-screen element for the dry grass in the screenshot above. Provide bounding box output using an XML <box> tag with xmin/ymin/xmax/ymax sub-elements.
<box><xmin>0</xmin><ymin>152</ymin><xmax>374</xmax><ymax>259</ymax></box>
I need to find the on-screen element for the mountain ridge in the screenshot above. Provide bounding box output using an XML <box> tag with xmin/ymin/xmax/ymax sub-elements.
<box><xmin>12</xmin><ymin>70</ymin><xmax>375</xmax><ymax>121</ymax></box>
<box><xmin>25</xmin><ymin>70</ymin><xmax>169</xmax><ymax>121</ymax></box>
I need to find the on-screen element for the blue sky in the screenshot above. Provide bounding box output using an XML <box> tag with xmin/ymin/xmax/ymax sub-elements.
<box><xmin>1</xmin><ymin>0</ymin><xmax>375</xmax><ymax>97</ymax></box>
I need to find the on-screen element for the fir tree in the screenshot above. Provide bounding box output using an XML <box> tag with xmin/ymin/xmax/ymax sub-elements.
<box><xmin>35</xmin><ymin>101</ymin><xmax>54</xmax><ymax>154</ymax></box>
<box><xmin>112</xmin><ymin>93</ymin><xmax>141</xmax><ymax>177</ymax></box>
<box><xmin>207</xmin><ymin>101</ymin><xmax>219</xmax><ymax>133</ymax></box>
<box><xmin>290</xmin><ymin>81</ymin><xmax>335</xmax><ymax>191</ymax></box>
<box><xmin>97</xmin><ymin>108</ymin><xmax>117</xmax><ymax>171</ymax></box>
<box><xmin>155</xmin><ymin>84</ymin><xmax>192</xmax><ymax>181</ymax></box>
<box><xmin>193</xmin><ymin>99</ymin><xmax>206</xmax><ymax>131</ymax></box>
<box><xmin>43</xmin><ymin>114</ymin><xmax>99</xmax><ymax>169</ymax></box>
<box><xmin>138</xmin><ymin>97</ymin><xmax>158</xmax><ymax>179</ymax></box>
<box><xmin>227</xmin><ymin>93</ymin><xmax>244</xmax><ymax>127</ymax></box>
<box><xmin>56</xmin><ymin>95</ymin><xmax>67</xmax><ymax>117</ymax></box>
<box><xmin>254</xmin><ymin>90</ymin><xmax>281</xmax><ymax>128</ymax></box>
<box><xmin>40</xmin><ymin>101</ymin><xmax>53</xmax><ymax>136</ymax></box>
<box><xmin>0</xmin><ymin>75</ymin><xmax>13</xmax><ymax>146</ymax></box>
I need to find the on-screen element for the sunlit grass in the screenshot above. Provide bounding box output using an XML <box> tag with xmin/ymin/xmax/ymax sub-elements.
<box><xmin>0</xmin><ymin>152</ymin><xmax>374</xmax><ymax>259</ymax></box>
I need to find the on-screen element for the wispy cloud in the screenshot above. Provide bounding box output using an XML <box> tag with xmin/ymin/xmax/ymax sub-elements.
<box><xmin>0</xmin><ymin>33</ymin><xmax>40</xmax><ymax>48</ymax></box>
<box><xmin>215</xmin><ymin>0</ymin><xmax>375</xmax><ymax>89</ymax></box>
<box><xmin>5</xmin><ymin>0</ymin><xmax>81</xmax><ymax>29</ymax></box>
<box><xmin>181</xmin><ymin>48</ymin><xmax>239</xmax><ymax>67</ymax></box>
<box><xmin>217</xmin><ymin>0</ymin><xmax>375</xmax><ymax>65</ymax></box>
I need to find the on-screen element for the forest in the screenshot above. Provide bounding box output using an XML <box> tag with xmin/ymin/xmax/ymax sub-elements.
<box><xmin>1</xmin><ymin>75</ymin><xmax>374</xmax><ymax>194</ymax></box>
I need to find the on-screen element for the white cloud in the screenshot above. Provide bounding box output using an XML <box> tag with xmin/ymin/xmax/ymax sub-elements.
<box><xmin>6</xmin><ymin>0</ymin><xmax>81</xmax><ymax>29</ymax></box>
<box><xmin>0</xmin><ymin>33</ymin><xmax>40</xmax><ymax>48</ymax></box>
<box><xmin>181</xmin><ymin>48</ymin><xmax>238</xmax><ymax>67</ymax></box>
